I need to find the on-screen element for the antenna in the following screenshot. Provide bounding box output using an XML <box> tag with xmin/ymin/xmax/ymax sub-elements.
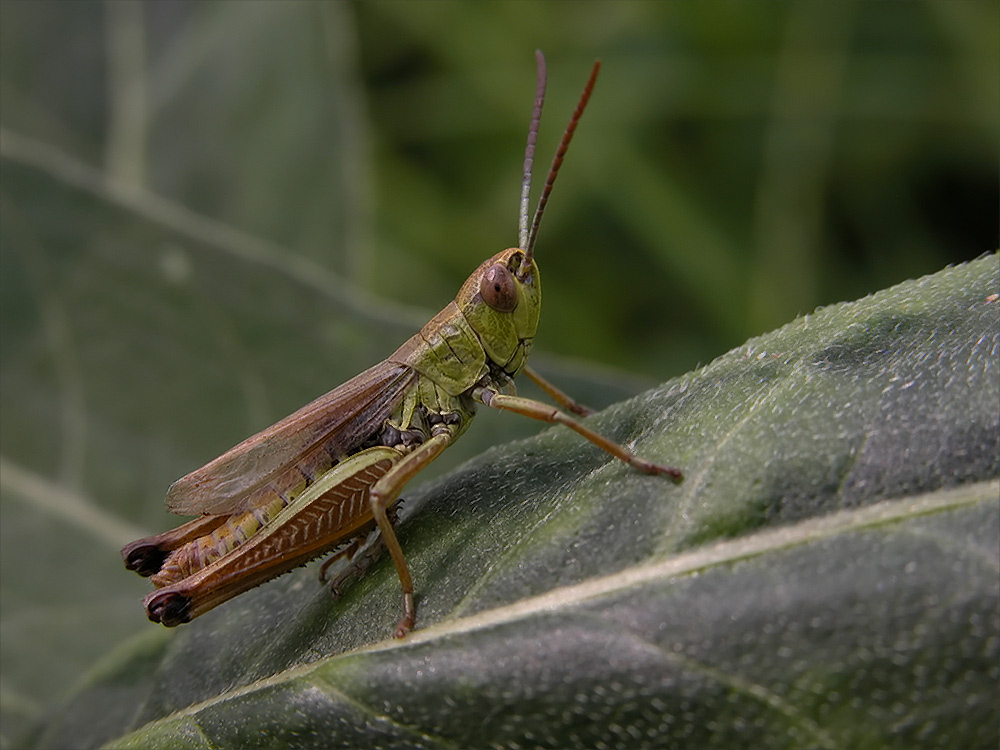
<box><xmin>517</xmin><ymin>53</ymin><xmax>601</xmax><ymax>280</ymax></box>
<box><xmin>518</xmin><ymin>50</ymin><xmax>546</xmax><ymax>252</ymax></box>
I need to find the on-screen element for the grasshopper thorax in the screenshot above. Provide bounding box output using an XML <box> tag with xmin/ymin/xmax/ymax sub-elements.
<box><xmin>456</xmin><ymin>247</ymin><xmax>541</xmax><ymax>376</ymax></box>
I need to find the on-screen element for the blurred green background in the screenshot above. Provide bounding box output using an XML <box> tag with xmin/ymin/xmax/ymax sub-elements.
<box><xmin>1</xmin><ymin>1</ymin><xmax>997</xmax><ymax>746</ymax></box>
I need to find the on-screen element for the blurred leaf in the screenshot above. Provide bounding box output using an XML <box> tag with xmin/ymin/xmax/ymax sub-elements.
<box><xmin>26</xmin><ymin>255</ymin><xmax>1000</xmax><ymax>750</ymax></box>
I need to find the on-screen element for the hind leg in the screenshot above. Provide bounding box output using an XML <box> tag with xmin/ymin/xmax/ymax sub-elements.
<box><xmin>318</xmin><ymin>502</ymin><xmax>402</xmax><ymax>598</ymax></box>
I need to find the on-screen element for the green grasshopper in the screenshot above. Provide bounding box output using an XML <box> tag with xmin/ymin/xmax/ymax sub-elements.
<box><xmin>122</xmin><ymin>51</ymin><xmax>683</xmax><ymax>638</ymax></box>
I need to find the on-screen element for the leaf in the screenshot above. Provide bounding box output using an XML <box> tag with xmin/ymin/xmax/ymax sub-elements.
<box><xmin>29</xmin><ymin>255</ymin><xmax>1000</xmax><ymax>750</ymax></box>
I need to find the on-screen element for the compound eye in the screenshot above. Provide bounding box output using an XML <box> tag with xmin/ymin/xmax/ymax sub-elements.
<box><xmin>480</xmin><ymin>263</ymin><xmax>518</xmax><ymax>312</ymax></box>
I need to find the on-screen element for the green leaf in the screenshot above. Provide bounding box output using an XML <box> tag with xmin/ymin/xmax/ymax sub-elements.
<box><xmin>29</xmin><ymin>255</ymin><xmax>1000</xmax><ymax>750</ymax></box>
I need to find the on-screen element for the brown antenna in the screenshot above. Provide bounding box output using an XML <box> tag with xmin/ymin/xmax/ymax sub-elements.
<box><xmin>518</xmin><ymin>53</ymin><xmax>601</xmax><ymax>280</ymax></box>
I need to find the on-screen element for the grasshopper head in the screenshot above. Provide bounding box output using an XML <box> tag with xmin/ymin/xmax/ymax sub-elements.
<box><xmin>453</xmin><ymin>53</ymin><xmax>598</xmax><ymax>379</ymax></box>
<box><xmin>456</xmin><ymin>247</ymin><xmax>540</xmax><ymax>376</ymax></box>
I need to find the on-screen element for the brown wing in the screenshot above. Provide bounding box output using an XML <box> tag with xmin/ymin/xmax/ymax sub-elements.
<box><xmin>166</xmin><ymin>360</ymin><xmax>416</xmax><ymax>516</ymax></box>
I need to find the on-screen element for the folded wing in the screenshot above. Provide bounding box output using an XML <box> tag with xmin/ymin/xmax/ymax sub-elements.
<box><xmin>166</xmin><ymin>361</ymin><xmax>416</xmax><ymax>516</ymax></box>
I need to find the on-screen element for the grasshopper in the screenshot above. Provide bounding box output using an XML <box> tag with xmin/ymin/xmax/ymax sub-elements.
<box><xmin>122</xmin><ymin>51</ymin><xmax>683</xmax><ymax>638</ymax></box>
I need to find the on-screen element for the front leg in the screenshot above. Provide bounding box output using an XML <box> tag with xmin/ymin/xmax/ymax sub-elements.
<box><xmin>474</xmin><ymin>386</ymin><xmax>682</xmax><ymax>482</ymax></box>
<box><xmin>522</xmin><ymin>365</ymin><xmax>594</xmax><ymax>417</ymax></box>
